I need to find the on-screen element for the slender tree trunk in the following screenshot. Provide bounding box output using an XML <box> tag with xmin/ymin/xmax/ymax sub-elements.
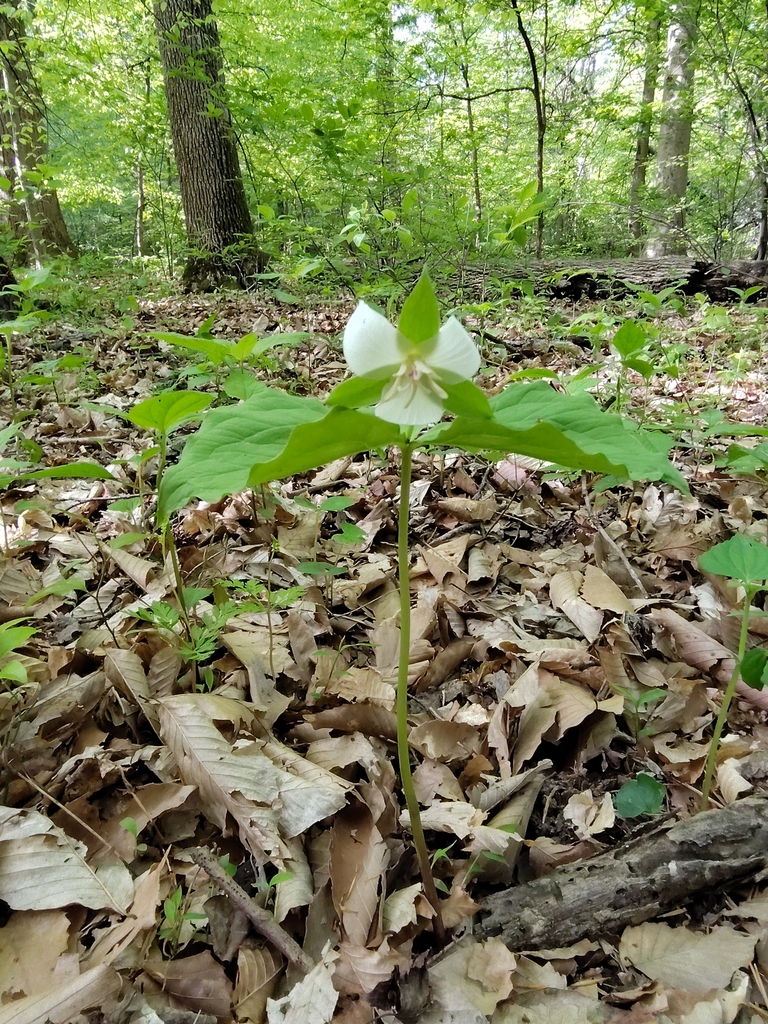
<box><xmin>509</xmin><ymin>0</ymin><xmax>546</xmax><ymax>257</ymax></box>
<box><xmin>459</xmin><ymin>61</ymin><xmax>483</xmax><ymax>225</ymax></box>
<box><xmin>0</xmin><ymin>2</ymin><xmax>77</xmax><ymax>264</ymax></box>
<box><xmin>628</xmin><ymin>17</ymin><xmax>661</xmax><ymax>247</ymax></box>
<box><xmin>645</xmin><ymin>0</ymin><xmax>701</xmax><ymax>257</ymax></box>
<box><xmin>152</xmin><ymin>0</ymin><xmax>258</xmax><ymax>291</ymax></box>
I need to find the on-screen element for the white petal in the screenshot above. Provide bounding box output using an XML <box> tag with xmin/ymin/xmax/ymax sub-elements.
<box><xmin>343</xmin><ymin>302</ymin><xmax>402</xmax><ymax>379</ymax></box>
<box><xmin>428</xmin><ymin>317</ymin><xmax>481</xmax><ymax>384</ymax></box>
<box><xmin>376</xmin><ymin>384</ymin><xmax>445</xmax><ymax>426</ymax></box>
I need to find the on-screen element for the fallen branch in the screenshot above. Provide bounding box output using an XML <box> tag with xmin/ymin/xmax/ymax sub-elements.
<box><xmin>480</xmin><ymin>798</ymin><xmax>768</xmax><ymax>951</ymax></box>
<box><xmin>189</xmin><ymin>847</ymin><xmax>315</xmax><ymax>973</ymax></box>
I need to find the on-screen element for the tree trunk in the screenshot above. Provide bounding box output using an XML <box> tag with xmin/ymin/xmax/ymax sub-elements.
<box><xmin>645</xmin><ymin>0</ymin><xmax>701</xmax><ymax>257</ymax></box>
<box><xmin>628</xmin><ymin>16</ymin><xmax>661</xmax><ymax>246</ymax></box>
<box><xmin>509</xmin><ymin>0</ymin><xmax>546</xmax><ymax>257</ymax></box>
<box><xmin>152</xmin><ymin>0</ymin><xmax>258</xmax><ymax>291</ymax></box>
<box><xmin>0</xmin><ymin>255</ymin><xmax>16</xmax><ymax>313</ymax></box>
<box><xmin>0</xmin><ymin>2</ymin><xmax>77</xmax><ymax>264</ymax></box>
<box><xmin>480</xmin><ymin>798</ymin><xmax>768</xmax><ymax>951</ymax></box>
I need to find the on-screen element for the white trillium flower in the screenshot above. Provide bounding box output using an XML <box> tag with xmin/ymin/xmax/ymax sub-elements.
<box><xmin>343</xmin><ymin>302</ymin><xmax>481</xmax><ymax>426</ymax></box>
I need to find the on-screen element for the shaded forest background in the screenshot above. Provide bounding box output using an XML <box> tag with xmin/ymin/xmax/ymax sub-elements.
<box><xmin>2</xmin><ymin>0</ymin><xmax>767</xmax><ymax>288</ymax></box>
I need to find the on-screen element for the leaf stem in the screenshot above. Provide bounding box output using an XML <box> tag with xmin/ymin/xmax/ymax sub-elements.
<box><xmin>700</xmin><ymin>586</ymin><xmax>755</xmax><ymax>811</ymax></box>
<box><xmin>397</xmin><ymin>442</ymin><xmax>446</xmax><ymax>944</ymax></box>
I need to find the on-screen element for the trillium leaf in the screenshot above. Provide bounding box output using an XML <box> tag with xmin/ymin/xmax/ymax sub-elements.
<box><xmin>127</xmin><ymin>391</ymin><xmax>213</xmax><ymax>434</ymax></box>
<box><xmin>150</xmin><ymin>331</ymin><xmax>233</xmax><ymax>365</ymax></box>
<box><xmin>424</xmin><ymin>382</ymin><xmax>685</xmax><ymax>489</ymax></box>
<box><xmin>398</xmin><ymin>273</ymin><xmax>440</xmax><ymax>345</ymax></box>
<box><xmin>157</xmin><ymin>387</ymin><xmax>328</xmax><ymax>520</ymax></box>
<box><xmin>246</xmin><ymin>408</ymin><xmax>403</xmax><ymax>485</ymax></box>
<box><xmin>698</xmin><ymin>534</ymin><xmax>768</xmax><ymax>584</ymax></box>
<box><xmin>442</xmin><ymin>380</ymin><xmax>493</xmax><ymax>419</ymax></box>
<box><xmin>326</xmin><ymin>375</ymin><xmax>386</xmax><ymax>409</ymax></box>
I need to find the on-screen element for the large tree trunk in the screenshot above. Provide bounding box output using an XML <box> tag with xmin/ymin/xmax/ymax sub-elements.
<box><xmin>0</xmin><ymin>2</ymin><xmax>77</xmax><ymax>264</ymax></box>
<box><xmin>480</xmin><ymin>798</ymin><xmax>768</xmax><ymax>951</ymax></box>
<box><xmin>645</xmin><ymin>0</ymin><xmax>701</xmax><ymax>257</ymax></box>
<box><xmin>628</xmin><ymin>16</ymin><xmax>661</xmax><ymax>247</ymax></box>
<box><xmin>152</xmin><ymin>0</ymin><xmax>259</xmax><ymax>291</ymax></box>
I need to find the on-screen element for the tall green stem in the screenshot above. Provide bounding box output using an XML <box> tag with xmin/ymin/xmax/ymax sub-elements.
<box><xmin>700</xmin><ymin>588</ymin><xmax>755</xmax><ymax>811</ymax></box>
<box><xmin>397</xmin><ymin>443</ymin><xmax>446</xmax><ymax>944</ymax></box>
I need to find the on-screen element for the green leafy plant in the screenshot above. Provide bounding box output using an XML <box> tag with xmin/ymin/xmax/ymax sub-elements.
<box><xmin>697</xmin><ymin>533</ymin><xmax>768</xmax><ymax>809</ymax></box>
<box><xmin>127</xmin><ymin>390</ymin><xmax>213</xmax><ymax>496</ymax></box>
<box><xmin>610</xmin><ymin>683</ymin><xmax>666</xmax><ymax>740</ymax></box>
<box><xmin>0</xmin><ymin>618</ymin><xmax>37</xmax><ymax>686</ymax></box>
<box><xmin>156</xmin><ymin>273</ymin><xmax>686</xmax><ymax>943</ymax></box>
<box><xmin>615</xmin><ymin>773</ymin><xmax>666</xmax><ymax>818</ymax></box>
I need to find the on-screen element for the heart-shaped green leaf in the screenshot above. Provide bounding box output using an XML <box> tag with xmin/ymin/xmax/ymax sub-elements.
<box><xmin>698</xmin><ymin>534</ymin><xmax>768</xmax><ymax>584</ymax></box>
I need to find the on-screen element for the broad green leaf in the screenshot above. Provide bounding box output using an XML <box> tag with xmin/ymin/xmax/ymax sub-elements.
<box><xmin>0</xmin><ymin>660</ymin><xmax>27</xmax><ymax>684</ymax></box>
<box><xmin>150</xmin><ymin>331</ymin><xmax>234</xmax><ymax>366</ymax></box>
<box><xmin>246</xmin><ymin>408</ymin><xmax>402</xmax><ymax>486</ymax></box>
<box><xmin>158</xmin><ymin>387</ymin><xmax>328</xmax><ymax>520</ymax></box>
<box><xmin>622</xmin><ymin>358</ymin><xmax>654</xmax><ymax>380</ymax></box>
<box><xmin>297</xmin><ymin>561</ymin><xmax>347</xmax><ymax>577</ymax></box>
<box><xmin>0</xmin><ymin>622</ymin><xmax>36</xmax><ymax>659</ymax></box>
<box><xmin>442</xmin><ymin>380</ymin><xmax>492</xmax><ymax>419</ymax></box>
<box><xmin>615</xmin><ymin>774</ymin><xmax>666</xmax><ymax>817</ymax></box>
<box><xmin>319</xmin><ymin>496</ymin><xmax>354</xmax><ymax>511</ymax></box>
<box><xmin>506</xmin><ymin>368</ymin><xmax>559</xmax><ymax>382</ymax></box>
<box><xmin>611</xmin><ymin>320</ymin><xmax>647</xmax><ymax>358</ymax></box>
<box><xmin>127</xmin><ymin>391</ymin><xmax>213</xmax><ymax>434</ymax></box>
<box><xmin>698</xmin><ymin>534</ymin><xmax>768</xmax><ymax>584</ymax></box>
<box><xmin>223</xmin><ymin>371</ymin><xmax>266</xmax><ymax>401</ymax></box>
<box><xmin>740</xmin><ymin>648</ymin><xmax>768</xmax><ymax>690</ymax></box>
<box><xmin>253</xmin><ymin>332</ymin><xmax>309</xmax><ymax>357</ymax></box>
<box><xmin>334</xmin><ymin>522</ymin><xmax>366</xmax><ymax>544</ymax></box>
<box><xmin>398</xmin><ymin>273</ymin><xmax>440</xmax><ymax>345</ymax></box>
<box><xmin>424</xmin><ymin>382</ymin><xmax>686</xmax><ymax>490</ymax></box>
<box><xmin>326</xmin><ymin>375</ymin><xmax>386</xmax><ymax>409</ymax></box>
<box><xmin>19</xmin><ymin>462</ymin><xmax>116</xmax><ymax>482</ymax></box>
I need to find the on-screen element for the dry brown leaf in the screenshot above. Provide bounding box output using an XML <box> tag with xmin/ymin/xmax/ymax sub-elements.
<box><xmin>334</xmin><ymin>939</ymin><xmax>405</xmax><ymax>998</ymax></box>
<box><xmin>85</xmin><ymin>861</ymin><xmax>164</xmax><ymax>967</ymax></box>
<box><xmin>550</xmin><ymin>570</ymin><xmax>604</xmax><ymax>642</ymax></box>
<box><xmin>428</xmin><ymin>938</ymin><xmax>516</xmax><ymax>1017</ymax></box>
<box><xmin>234</xmin><ymin>945</ymin><xmax>284</xmax><ymax>1023</ymax></box>
<box><xmin>583</xmin><ymin>563</ymin><xmax>635</xmax><ymax>613</ymax></box>
<box><xmin>266</xmin><ymin>957</ymin><xmax>338</xmax><ymax>1024</ymax></box>
<box><xmin>0</xmin><ymin>964</ymin><xmax>121</xmax><ymax>1024</ymax></box>
<box><xmin>330</xmin><ymin>804</ymin><xmax>388</xmax><ymax>946</ymax></box>
<box><xmin>409</xmin><ymin>719</ymin><xmax>482</xmax><ymax>762</ymax></box>
<box><xmin>0</xmin><ymin>909</ymin><xmax>70</xmax><ymax>1003</ymax></box>
<box><xmin>382</xmin><ymin>883</ymin><xmax>422</xmax><ymax>934</ymax></box>
<box><xmin>651</xmin><ymin>608</ymin><xmax>735</xmax><ymax>682</ymax></box>
<box><xmin>402</xmin><ymin>801</ymin><xmax>485</xmax><ymax>839</ymax></box>
<box><xmin>145</xmin><ymin>949</ymin><xmax>233</xmax><ymax>1019</ymax></box>
<box><xmin>716</xmin><ymin>758</ymin><xmax>752</xmax><ymax>804</ymax></box>
<box><xmin>619</xmin><ymin>922</ymin><xmax>756</xmax><ymax>993</ymax></box>
<box><xmin>563</xmin><ymin>790</ymin><xmax>615</xmax><ymax>839</ymax></box>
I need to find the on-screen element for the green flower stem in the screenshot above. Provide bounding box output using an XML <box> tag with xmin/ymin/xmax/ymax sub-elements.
<box><xmin>397</xmin><ymin>442</ymin><xmax>446</xmax><ymax>945</ymax></box>
<box><xmin>700</xmin><ymin>587</ymin><xmax>755</xmax><ymax>811</ymax></box>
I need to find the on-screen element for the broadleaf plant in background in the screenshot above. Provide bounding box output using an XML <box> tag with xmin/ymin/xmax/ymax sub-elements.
<box><xmin>157</xmin><ymin>273</ymin><xmax>687</xmax><ymax>942</ymax></box>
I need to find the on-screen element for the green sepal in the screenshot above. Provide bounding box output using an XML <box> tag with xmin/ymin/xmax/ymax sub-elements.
<box><xmin>698</xmin><ymin>534</ymin><xmax>768</xmax><ymax>584</ymax></box>
<box><xmin>442</xmin><ymin>380</ymin><xmax>492</xmax><ymax>419</ymax></box>
<box><xmin>326</xmin><ymin>376</ymin><xmax>387</xmax><ymax>409</ymax></box>
<box><xmin>398</xmin><ymin>273</ymin><xmax>440</xmax><ymax>346</ymax></box>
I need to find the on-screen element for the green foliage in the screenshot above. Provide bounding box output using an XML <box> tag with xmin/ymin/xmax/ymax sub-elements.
<box><xmin>698</xmin><ymin>534</ymin><xmax>768</xmax><ymax>585</ymax></box>
<box><xmin>0</xmin><ymin>619</ymin><xmax>37</xmax><ymax>686</ymax></box>
<box><xmin>615</xmin><ymin>774</ymin><xmax>666</xmax><ymax>818</ymax></box>
<box><xmin>127</xmin><ymin>391</ymin><xmax>213</xmax><ymax>434</ymax></box>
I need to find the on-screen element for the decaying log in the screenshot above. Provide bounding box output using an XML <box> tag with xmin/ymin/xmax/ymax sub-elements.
<box><xmin>452</xmin><ymin>258</ymin><xmax>768</xmax><ymax>302</ymax></box>
<box><xmin>480</xmin><ymin>798</ymin><xmax>768</xmax><ymax>951</ymax></box>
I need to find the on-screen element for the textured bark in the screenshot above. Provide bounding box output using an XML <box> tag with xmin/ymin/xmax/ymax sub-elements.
<box><xmin>480</xmin><ymin>798</ymin><xmax>768</xmax><ymax>951</ymax></box>
<box><xmin>628</xmin><ymin>17</ymin><xmax>661</xmax><ymax>245</ymax></box>
<box><xmin>153</xmin><ymin>0</ymin><xmax>258</xmax><ymax>291</ymax></box>
<box><xmin>645</xmin><ymin>0</ymin><xmax>701</xmax><ymax>256</ymax></box>
<box><xmin>0</xmin><ymin>255</ymin><xmax>16</xmax><ymax>313</ymax></box>
<box><xmin>0</xmin><ymin>2</ymin><xmax>77</xmax><ymax>262</ymax></box>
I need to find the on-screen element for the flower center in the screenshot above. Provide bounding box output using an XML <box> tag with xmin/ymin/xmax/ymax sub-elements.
<box><xmin>380</xmin><ymin>356</ymin><xmax>448</xmax><ymax>410</ymax></box>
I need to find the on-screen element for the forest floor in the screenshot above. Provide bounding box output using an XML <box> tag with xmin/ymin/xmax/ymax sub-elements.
<box><xmin>2</xmin><ymin>274</ymin><xmax>768</xmax><ymax>1024</ymax></box>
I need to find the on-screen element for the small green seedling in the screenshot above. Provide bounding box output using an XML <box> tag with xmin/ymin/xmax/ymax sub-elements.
<box><xmin>615</xmin><ymin>773</ymin><xmax>666</xmax><ymax>818</ymax></box>
<box><xmin>0</xmin><ymin>618</ymin><xmax>37</xmax><ymax>685</ymax></box>
<box><xmin>610</xmin><ymin>683</ymin><xmax>666</xmax><ymax>740</ymax></box>
<box><xmin>119</xmin><ymin>816</ymin><xmax>148</xmax><ymax>854</ymax></box>
<box><xmin>698</xmin><ymin>533</ymin><xmax>768</xmax><ymax>809</ymax></box>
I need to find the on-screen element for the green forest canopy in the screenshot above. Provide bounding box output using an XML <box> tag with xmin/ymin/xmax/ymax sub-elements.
<box><xmin>6</xmin><ymin>0</ymin><xmax>768</xmax><ymax>277</ymax></box>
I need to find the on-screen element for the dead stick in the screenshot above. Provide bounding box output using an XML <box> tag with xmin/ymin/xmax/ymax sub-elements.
<box><xmin>189</xmin><ymin>847</ymin><xmax>315</xmax><ymax>973</ymax></box>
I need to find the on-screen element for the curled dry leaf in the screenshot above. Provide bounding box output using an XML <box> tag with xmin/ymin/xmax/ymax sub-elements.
<box><xmin>563</xmin><ymin>790</ymin><xmax>615</xmax><ymax>840</ymax></box>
